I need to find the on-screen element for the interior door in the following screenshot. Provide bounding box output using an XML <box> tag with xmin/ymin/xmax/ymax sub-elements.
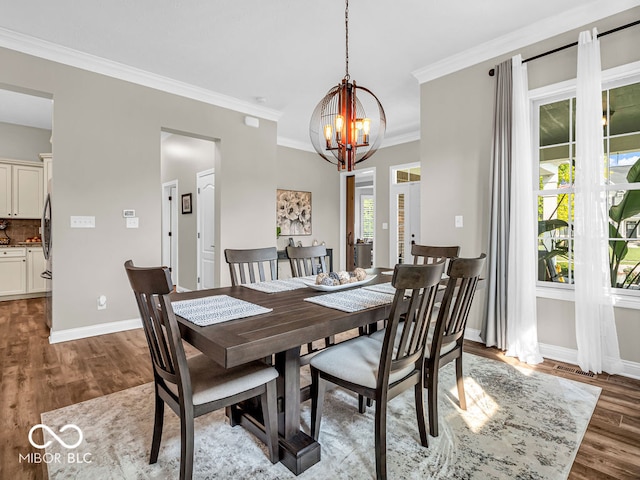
<box><xmin>197</xmin><ymin>170</ymin><xmax>215</xmax><ymax>289</ymax></box>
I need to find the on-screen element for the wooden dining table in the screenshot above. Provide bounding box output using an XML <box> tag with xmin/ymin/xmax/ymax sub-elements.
<box><xmin>171</xmin><ymin>267</ymin><xmax>397</xmax><ymax>475</ymax></box>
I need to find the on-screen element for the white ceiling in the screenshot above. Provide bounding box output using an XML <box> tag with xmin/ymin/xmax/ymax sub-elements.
<box><xmin>0</xmin><ymin>0</ymin><xmax>637</xmax><ymax>148</ymax></box>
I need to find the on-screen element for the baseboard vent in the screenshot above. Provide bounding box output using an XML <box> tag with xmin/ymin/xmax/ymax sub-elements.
<box><xmin>554</xmin><ymin>364</ymin><xmax>597</xmax><ymax>378</ymax></box>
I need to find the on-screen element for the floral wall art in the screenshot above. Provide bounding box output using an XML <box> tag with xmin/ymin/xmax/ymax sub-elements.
<box><xmin>276</xmin><ymin>189</ymin><xmax>311</xmax><ymax>235</ymax></box>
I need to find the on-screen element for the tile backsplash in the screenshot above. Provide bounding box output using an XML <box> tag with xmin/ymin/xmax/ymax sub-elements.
<box><xmin>0</xmin><ymin>219</ymin><xmax>41</xmax><ymax>244</ymax></box>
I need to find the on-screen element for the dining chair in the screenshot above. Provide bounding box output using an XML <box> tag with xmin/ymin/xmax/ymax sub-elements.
<box><xmin>309</xmin><ymin>262</ymin><xmax>445</xmax><ymax>480</ymax></box>
<box><xmin>225</xmin><ymin>247</ymin><xmax>278</xmax><ymax>286</ymax></box>
<box><xmin>286</xmin><ymin>245</ymin><xmax>332</xmax><ymax>358</ymax></box>
<box><xmin>124</xmin><ymin>260</ymin><xmax>279</xmax><ymax>480</ymax></box>
<box><xmin>411</xmin><ymin>244</ymin><xmax>460</xmax><ymax>268</ymax></box>
<box><xmin>423</xmin><ymin>253</ymin><xmax>485</xmax><ymax>437</ymax></box>
<box><xmin>286</xmin><ymin>245</ymin><xmax>327</xmax><ymax>277</ymax></box>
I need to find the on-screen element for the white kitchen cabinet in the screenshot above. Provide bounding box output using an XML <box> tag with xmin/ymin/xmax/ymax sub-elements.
<box><xmin>0</xmin><ymin>248</ymin><xmax>27</xmax><ymax>295</ymax></box>
<box><xmin>0</xmin><ymin>161</ymin><xmax>44</xmax><ymax>219</ymax></box>
<box><xmin>27</xmin><ymin>246</ymin><xmax>46</xmax><ymax>293</ymax></box>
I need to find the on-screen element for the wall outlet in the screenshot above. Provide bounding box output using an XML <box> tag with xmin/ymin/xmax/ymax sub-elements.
<box><xmin>126</xmin><ymin>217</ymin><xmax>139</xmax><ymax>228</ymax></box>
<box><xmin>97</xmin><ymin>295</ymin><xmax>107</xmax><ymax>310</ymax></box>
<box><xmin>455</xmin><ymin>215</ymin><xmax>464</xmax><ymax>228</ymax></box>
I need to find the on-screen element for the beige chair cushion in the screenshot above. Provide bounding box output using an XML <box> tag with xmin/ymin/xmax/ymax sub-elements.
<box><xmin>166</xmin><ymin>353</ymin><xmax>278</xmax><ymax>406</ymax></box>
<box><xmin>309</xmin><ymin>336</ymin><xmax>415</xmax><ymax>389</ymax></box>
<box><xmin>368</xmin><ymin>324</ymin><xmax>457</xmax><ymax>359</ymax></box>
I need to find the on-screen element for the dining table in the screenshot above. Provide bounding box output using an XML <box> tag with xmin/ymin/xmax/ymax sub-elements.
<box><xmin>171</xmin><ymin>267</ymin><xmax>400</xmax><ymax>475</ymax></box>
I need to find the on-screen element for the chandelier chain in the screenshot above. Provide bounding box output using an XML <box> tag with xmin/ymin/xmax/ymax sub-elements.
<box><xmin>344</xmin><ymin>0</ymin><xmax>349</xmax><ymax>80</ymax></box>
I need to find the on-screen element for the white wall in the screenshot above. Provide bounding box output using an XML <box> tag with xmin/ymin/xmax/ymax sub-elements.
<box><xmin>0</xmin><ymin>121</ymin><xmax>51</xmax><ymax>161</ymax></box>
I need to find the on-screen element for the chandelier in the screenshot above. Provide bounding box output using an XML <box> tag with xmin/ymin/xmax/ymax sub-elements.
<box><xmin>309</xmin><ymin>0</ymin><xmax>386</xmax><ymax>171</ymax></box>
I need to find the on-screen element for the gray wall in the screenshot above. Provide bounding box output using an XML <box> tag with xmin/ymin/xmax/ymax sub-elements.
<box><xmin>419</xmin><ymin>7</ymin><xmax>640</xmax><ymax>362</ymax></box>
<box><xmin>0</xmin><ymin>46</ymin><xmax>279</xmax><ymax>333</ymax></box>
<box><xmin>0</xmin><ymin>121</ymin><xmax>51</xmax><ymax>161</ymax></box>
<box><xmin>275</xmin><ymin>146</ymin><xmax>340</xmax><ymax>277</ymax></box>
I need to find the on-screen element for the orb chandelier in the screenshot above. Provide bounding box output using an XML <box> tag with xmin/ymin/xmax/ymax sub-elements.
<box><xmin>309</xmin><ymin>0</ymin><xmax>386</xmax><ymax>171</ymax></box>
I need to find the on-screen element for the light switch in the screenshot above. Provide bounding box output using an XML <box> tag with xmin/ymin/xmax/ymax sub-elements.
<box><xmin>382</xmin><ymin>222</ymin><xmax>388</xmax><ymax>230</ymax></box>
<box><xmin>70</xmin><ymin>216</ymin><xmax>95</xmax><ymax>228</ymax></box>
<box><xmin>126</xmin><ymin>217</ymin><xmax>139</xmax><ymax>228</ymax></box>
<box><xmin>455</xmin><ymin>215</ymin><xmax>463</xmax><ymax>228</ymax></box>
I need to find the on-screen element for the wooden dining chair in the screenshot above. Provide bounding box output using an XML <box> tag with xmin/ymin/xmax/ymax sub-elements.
<box><xmin>411</xmin><ymin>244</ymin><xmax>460</xmax><ymax>269</ymax></box>
<box><xmin>225</xmin><ymin>247</ymin><xmax>278</xmax><ymax>286</ymax></box>
<box><xmin>286</xmin><ymin>245</ymin><xmax>327</xmax><ymax>277</ymax></box>
<box><xmin>124</xmin><ymin>260</ymin><xmax>279</xmax><ymax>480</ymax></box>
<box><xmin>286</xmin><ymin>245</ymin><xmax>333</xmax><ymax>359</ymax></box>
<box><xmin>424</xmin><ymin>253</ymin><xmax>485</xmax><ymax>437</ymax></box>
<box><xmin>309</xmin><ymin>262</ymin><xmax>445</xmax><ymax>480</ymax></box>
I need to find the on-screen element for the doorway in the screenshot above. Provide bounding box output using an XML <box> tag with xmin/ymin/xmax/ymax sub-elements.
<box><xmin>160</xmin><ymin>131</ymin><xmax>216</xmax><ymax>291</ymax></box>
<box><xmin>390</xmin><ymin>163</ymin><xmax>421</xmax><ymax>265</ymax></box>
<box><xmin>161</xmin><ymin>180</ymin><xmax>178</xmax><ymax>285</ymax></box>
<box><xmin>339</xmin><ymin>168</ymin><xmax>376</xmax><ymax>270</ymax></box>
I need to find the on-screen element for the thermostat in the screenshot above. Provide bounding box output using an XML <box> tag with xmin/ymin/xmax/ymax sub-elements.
<box><xmin>123</xmin><ymin>209</ymin><xmax>135</xmax><ymax>218</ymax></box>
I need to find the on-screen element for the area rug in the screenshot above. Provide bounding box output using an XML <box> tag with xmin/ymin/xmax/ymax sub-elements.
<box><xmin>41</xmin><ymin>354</ymin><xmax>601</xmax><ymax>479</ymax></box>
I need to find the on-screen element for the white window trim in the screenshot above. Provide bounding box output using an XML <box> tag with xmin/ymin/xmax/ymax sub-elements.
<box><xmin>531</xmin><ymin>60</ymin><xmax>640</xmax><ymax>308</ymax></box>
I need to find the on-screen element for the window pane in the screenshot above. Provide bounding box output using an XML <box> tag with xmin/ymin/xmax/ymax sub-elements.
<box><xmin>395</xmin><ymin>167</ymin><xmax>421</xmax><ymax>183</ymax></box>
<box><xmin>608</xmin><ymin>136</ymin><xmax>640</xmax><ymax>185</ymax></box>
<box><xmin>539</xmin><ymin>154</ymin><xmax>573</xmax><ymax>190</ymax></box>
<box><xmin>540</xmin><ymin>99</ymin><xmax>570</xmax><ymax>146</ymax></box>
<box><xmin>610</xmin><ymin>239</ymin><xmax>640</xmax><ymax>289</ymax></box>
<box><xmin>609</xmin><ymin>82</ymin><xmax>640</xmax><ymax>136</ymax></box>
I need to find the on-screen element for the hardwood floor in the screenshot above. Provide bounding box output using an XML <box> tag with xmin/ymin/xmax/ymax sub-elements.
<box><xmin>1</xmin><ymin>297</ymin><xmax>639</xmax><ymax>479</ymax></box>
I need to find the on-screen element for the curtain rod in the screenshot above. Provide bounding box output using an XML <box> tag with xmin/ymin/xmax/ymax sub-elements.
<box><xmin>488</xmin><ymin>19</ymin><xmax>640</xmax><ymax>76</ymax></box>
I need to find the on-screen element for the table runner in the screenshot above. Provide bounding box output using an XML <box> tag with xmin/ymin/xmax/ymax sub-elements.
<box><xmin>304</xmin><ymin>287</ymin><xmax>394</xmax><ymax>313</ymax></box>
<box><xmin>241</xmin><ymin>276</ymin><xmax>314</xmax><ymax>293</ymax></box>
<box><xmin>172</xmin><ymin>295</ymin><xmax>272</xmax><ymax>326</ymax></box>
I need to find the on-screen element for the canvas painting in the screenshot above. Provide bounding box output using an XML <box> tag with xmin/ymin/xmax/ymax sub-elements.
<box><xmin>277</xmin><ymin>189</ymin><xmax>311</xmax><ymax>235</ymax></box>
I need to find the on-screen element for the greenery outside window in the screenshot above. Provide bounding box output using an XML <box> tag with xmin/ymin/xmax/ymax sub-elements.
<box><xmin>535</xmin><ymin>76</ymin><xmax>640</xmax><ymax>294</ymax></box>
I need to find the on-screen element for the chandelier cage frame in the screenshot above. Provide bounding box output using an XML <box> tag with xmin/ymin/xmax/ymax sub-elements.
<box><xmin>308</xmin><ymin>0</ymin><xmax>386</xmax><ymax>171</ymax></box>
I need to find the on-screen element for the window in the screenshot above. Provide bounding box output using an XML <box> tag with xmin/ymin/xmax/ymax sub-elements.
<box><xmin>360</xmin><ymin>195</ymin><xmax>374</xmax><ymax>241</ymax></box>
<box><xmin>535</xmin><ymin>76</ymin><xmax>640</xmax><ymax>293</ymax></box>
<box><xmin>394</xmin><ymin>166</ymin><xmax>421</xmax><ymax>183</ymax></box>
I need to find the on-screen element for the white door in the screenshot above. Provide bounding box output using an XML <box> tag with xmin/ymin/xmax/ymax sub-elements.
<box><xmin>161</xmin><ymin>181</ymin><xmax>178</xmax><ymax>286</ymax></box>
<box><xmin>391</xmin><ymin>182</ymin><xmax>420</xmax><ymax>265</ymax></box>
<box><xmin>197</xmin><ymin>169</ymin><xmax>215</xmax><ymax>289</ymax></box>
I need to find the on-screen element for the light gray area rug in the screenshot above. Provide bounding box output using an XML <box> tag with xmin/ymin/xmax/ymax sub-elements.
<box><xmin>42</xmin><ymin>354</ymin><xmax>600</xmax><ymax>479</ymax></box>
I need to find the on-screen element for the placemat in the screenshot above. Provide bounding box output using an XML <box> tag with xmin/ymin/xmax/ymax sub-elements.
<box><xmin>363</xmin><ymin>282</ymin><xmax>396</xmax><ymax>295</ymax></box>
<box><xmin>304</xmin><ymin>288</ymin><xmax>394</xmax><ymax>313</ymax></box>
<box><xmin>241</xmin><ymin>276</ymin><xmax>313</xmax><ymax>293</ymax></box>
<box><xmin>172</xmin><ymin>295</ymin><xmax>272</xmax><ymax>326</ymax></box>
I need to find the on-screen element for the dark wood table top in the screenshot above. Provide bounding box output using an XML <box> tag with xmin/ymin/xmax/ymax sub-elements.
<box><xmin>171</xmin><ymin>267</ymin><xmax>395</xmax><ymax>368</ymax></box>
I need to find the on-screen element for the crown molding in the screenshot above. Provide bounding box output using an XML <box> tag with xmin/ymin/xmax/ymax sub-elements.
<box><xmin>412</xmin><ymin>0</ymin><xmax>640</xmax><ymax>84</ymax></box>
<box><xmin>278</xmin><ymin>128</ymin><xmax>420</xmax><ymax>153</ymax></box>
<box><xmin>0</xmin><ymin>27</ymin><xmax>283</xmax><ymax>122</ymax></box>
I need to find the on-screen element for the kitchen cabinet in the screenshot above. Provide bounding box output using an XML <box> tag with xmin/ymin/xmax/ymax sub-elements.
<box><xmin>27</xmin><ymin>246</ymin><xmax>46</xmax><ymax>293</ymax></box>
<box><xmin>0</xmin><ymin>161</ymin><xmax>44</xmax><ymax>219</ymax></box>
<box><xmin>0</xmin><ymin>248</ymin><xmax>27</xmax><ymax>295</ymax></box>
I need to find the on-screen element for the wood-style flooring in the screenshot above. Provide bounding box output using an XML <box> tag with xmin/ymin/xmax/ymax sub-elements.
<box><xmin>1</xmin><ymin>298</ymin><xmax>639</xmax><ymax>479</ymax></box>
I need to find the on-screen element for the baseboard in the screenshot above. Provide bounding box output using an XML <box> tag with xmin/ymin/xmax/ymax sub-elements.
<box><xmin>464</xmin><ymin>330</ymin><xmax>640</xmax><ymax>380</ymax></box>
<box><xmin>49</xmin><ymin>318</ymin><xmax>142</xmax><ymax>344</ymax></box>
<box><xmin>464</xmin><ymin>328</ymin><xmax>484</xmax><ymax>344</ymax></box>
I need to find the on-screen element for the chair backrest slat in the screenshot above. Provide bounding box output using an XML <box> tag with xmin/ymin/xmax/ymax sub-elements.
<box><xmin>286</xmin><ymin>245</ymin><xmax>328</xmax><ymax>277</ymax></box>
<box><xmin>225</xmin><ymin>247</ymin><xmax>278</xmax><ymax>286</ymax></box>
<box><xmin>411</xmin><ymin>244</ymin><xmax>460</xmax><ymax>272</ymax></box>
<box><xmin>377</xmin><ymin>262</ymin><xmax>445</xmax><ymax>387</ymax></box>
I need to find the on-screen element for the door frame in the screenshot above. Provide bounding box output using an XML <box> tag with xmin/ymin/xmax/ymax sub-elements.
<box><xmin>196</xmin><ymin>168</ymin><xmax>215</xmax><ymax>289</ymax></box>
<box><xmin>339</xmin><ymin>167</ymin><xmax>376</xmax><ymax>270</ymax></box>
<box><xmin>161</xmin><ymin>180</ymin><xmax>179</xmax><ymax>287</ymax></box>
<box><xmin>389</xmin><ymin>161</ymin><xmax>420</xmax><ymax>267</ymax></box>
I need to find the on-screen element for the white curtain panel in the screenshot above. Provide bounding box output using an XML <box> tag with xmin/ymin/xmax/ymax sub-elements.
<box><xmin>574</xmin><ymin>29</ymin><xmax>623</xmax><ymax>374</ymax></box>
<box><xmin>505</xmin><ymin>55</ymin><xmax>542</xmax><ymax>365</ymax></box>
